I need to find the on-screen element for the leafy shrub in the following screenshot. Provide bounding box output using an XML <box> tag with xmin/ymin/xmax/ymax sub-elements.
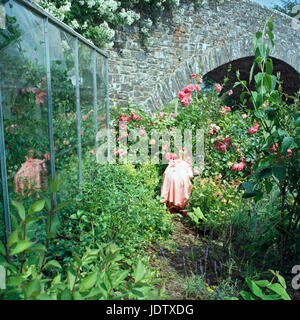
<box><xmin>184</xmin><ymin>274</ymin><xmax>239</xmax><ymax>300</ymax></box>
<box><xmin>187</xmin><ymin>176</ymin><xmax>243</xmax><ymax>234</ymax></box>
<box><xmin>225</xmin><ymin>270</ymin><xmax>291</xmax><ymax>300</ymax></box>
<box><xmin>0</xmin><ymin>179</ymin><xmax>166</xmax><ymax>300</ymax></box>
<box><xmin>61</xmin><ymin>156</ymin><xmax>173</xmax><ymax>261</ymax></box>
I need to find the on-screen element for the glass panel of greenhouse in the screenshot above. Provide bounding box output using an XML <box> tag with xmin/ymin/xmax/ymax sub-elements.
<box><xmin>0</xmin><ymin>0</ymin><xmax>109</xmax><ymax>243</ymax></box>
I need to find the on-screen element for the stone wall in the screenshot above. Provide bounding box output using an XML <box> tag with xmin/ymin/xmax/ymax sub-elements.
<box><xmin>107</xmin><ymin>0</ymin><xmax>300</xmax><ymax>111</ymax></box>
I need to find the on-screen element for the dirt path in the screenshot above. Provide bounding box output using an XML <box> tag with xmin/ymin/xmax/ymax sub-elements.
<box><xmin>146</xmin><ymin>215</ymin><xmax>206</xmax><ymax>300</ymax></box>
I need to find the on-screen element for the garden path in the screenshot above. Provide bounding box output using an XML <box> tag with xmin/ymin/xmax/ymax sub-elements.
<box><xmin>146</xmin><ymin>215</ymin><xmax>207</xmax><ymax>300</ymax></box>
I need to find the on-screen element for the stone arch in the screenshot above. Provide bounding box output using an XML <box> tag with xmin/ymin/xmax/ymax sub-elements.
<box><xmin>146</xmin><ymin>39</ymin><xmax>300</xmax><ymax>111</ymax></box>
<box><xmin>108</xmin><ymin>0</ymin><xmax>300</xmax><ymax>111</ymax></box>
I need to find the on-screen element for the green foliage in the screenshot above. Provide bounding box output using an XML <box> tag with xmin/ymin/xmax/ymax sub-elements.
<box><xmin>184</xmin><ymin>274</ymin><xmax>239</xmax><ymax>300</ymax></box>
<box><xmin>226</xmin><ymin>270</ymin><xmax>291</xmax><ymax>300</ymax></box>
<box><xmin>0</xmin><ymin>181</ymin><xmax>166</xmax><ymax>300</ymax></box>
<box><xmin>62</xmin><ymin>158</ymin><xmax>173</xmax><ymax>260</ymax></box>
<box><xmin>187</xmin><ymin>176</ymin><xmax>243</xmax><ymax>233</ymax></box>
<box><xmin>235</xmin><ymin>18</ymin><xmax>300</xmax><ymax>263</ymax></box>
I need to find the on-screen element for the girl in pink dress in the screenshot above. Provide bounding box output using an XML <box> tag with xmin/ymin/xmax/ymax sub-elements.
<box><xmin>161</xmin><ymin>148</ymin><xmax>193</xmax><ymax>215</ymax></box>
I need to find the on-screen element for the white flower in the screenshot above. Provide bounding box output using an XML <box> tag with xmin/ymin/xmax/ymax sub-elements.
<box><xmin>70</xmin><ymin>19</ymin><xmax>80</xmax><ymax>30</ymax></box>
<box><xmin>82</xmin><ymin>21</ymin><xmax>88</xmax><ymax>29</ymax></box>
<box><xmin>87</xmin><ymin>0</ymin><xmax>96</xmax><ymax>8</ymax></box>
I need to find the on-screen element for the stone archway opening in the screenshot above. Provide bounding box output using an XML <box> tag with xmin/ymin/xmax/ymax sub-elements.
<box><xmin>203</xmin><ymin>56</ymin><xmax>300</xmax><ymax>109</ymax></box>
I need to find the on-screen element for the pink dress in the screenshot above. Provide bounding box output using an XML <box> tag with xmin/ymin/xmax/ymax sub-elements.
<box><xmin>14</xmin><ymin>157</ymin><xmax>47</xmax><ymax>196</ymax></box>
<box><xmin>161</xmin><ymin>159</ymin><xmax>193</xmax><ymax>209</ymax></box>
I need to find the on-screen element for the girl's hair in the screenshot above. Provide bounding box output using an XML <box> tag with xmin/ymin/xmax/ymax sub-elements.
<box><xmin>179</xmin><ymin>148</ymin><xmax>189</xmax><ymax>160</ymax></box>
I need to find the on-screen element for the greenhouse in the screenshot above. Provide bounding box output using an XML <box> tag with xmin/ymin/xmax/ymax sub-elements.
<box><xmin>0</xmin><ymin>0</ymin><xmax>109</xmax><ymax>243</ymax></box>
<box><xmin>0</xmin><ymin>0</ymin><xmax>299</xmax><ymax>303</ymax></box>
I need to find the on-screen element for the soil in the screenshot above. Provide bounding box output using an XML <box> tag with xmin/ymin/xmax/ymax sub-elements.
<box><xmin>145</xmin><ymin>215</ymin><xmax>209</xmax><ymax>300</ymax></box>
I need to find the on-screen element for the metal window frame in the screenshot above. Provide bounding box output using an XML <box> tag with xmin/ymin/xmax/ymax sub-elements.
<box><xmin>0</xmin><ymin>0</ymin><xmax>110</xmax><ymax>243</ymax></box>
<box><xmin>15</xmin><ymin>0</ymin><xmax>108</xmax><ymax>59</ymax></box>
<box><xmin>93</xmin><ymin>50</ymin><xmax>98</xmax><ymax>156</ymax></box>
<box><xmin>75</xmin><ymin>37</ymin><xmax>82</xmax><ymax>192</ymax></box>
<box><xmin>0</xmin><ymin>86</ymin><xmax>11</xmax><ymax>245</ymax></box>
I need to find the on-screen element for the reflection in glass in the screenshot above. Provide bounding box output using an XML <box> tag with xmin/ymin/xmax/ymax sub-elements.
<box><xmin>49</xmin><ymin>23</ymin><xmax>78</xmax><ymax>200</ymax></box>
<box><xmin>79</xmin><ymin>42</ymin><xmax>95</xmax><ymax>159</ymax></box>
<box><xmin>0</xmin><ymin>1</ymin><xmax>50</xmax><ymax>208</ymax></box>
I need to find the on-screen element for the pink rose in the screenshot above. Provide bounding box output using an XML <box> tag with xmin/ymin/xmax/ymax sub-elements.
<box><xmin>134</xmin><ymin>115</ymin><xmax>140</xmax><ymax>121</ymax></box>
<box><xmin>35</xmin><ymin>91</ymin><xmax>46</xmax><ymax>107</ymax></box>
<box><xmin>231</xmin><ymin>162</ymin><xmax>246</xmax><ymax>172</ymax></box>
<box><xmin>82</xmin><ymin>115</ymin><xmax>88</xmax><ymax>121</ymax></box>
<box><xmin>120</xmin><ymin>123</ymin><xmax>127</xmax><ymax>130</ymax></box>
<box><xmin>242</xmin><ymin>113</ymin><xmax>248</xmax><ymax>119</ymax></box>
<box><xmin>160</xmin><ymin>112</ymin><xmax>165</xmax><ymax>118</ymax></box>
<box><xmin>149</xmin><ymin>139</ymin><xmax>156</xmax><ymax>145</ymax></box>
<box><xmin>223</xmin><ymin>136</ymin><xmax>232</xmax><ymax>145</ymax></box>
<box><xmin>270</xmin><ymin>143</ymin><xmax>278</xmax><ymax>152</ymax></box>
<box><xmin>178</xmin><ymin>91</ymin><xmax>186</xmax><ymax>100</ymax></box>
<box><xmin>209</xmin><ymin>129</ymin><xmax>215</xmax><ymax>135</ymax></box>
<box><xmin>138</xmin><ymin>129</ymin><xmax>146</xmax><ymax>137</ymax></box>
<box><xmin>162</xmin><ymin>143</ymin><xmax>170</xmax><ymax>151</ymax></box>
<box><xmin>196</xmin><ymin>77</ymin><xmax>203</xmax><ymax>84</ymax></box>
<box><xmin>215</xmin><ymin>84</ymin><xmax>222</xmax><ymax>93</ymax></box>
<box><xmin>119</xmin><ymin>113</ymin><xmax>130</xmax><ymax>123</ymax></box>
<box><xmin>171</xmin><ymin>113</ymin><xmax>177</xmax><ymax>119</ymax></box>
<box><xmin>228</xmin><ymin>90</ymin><xmax>233</xmax><ymax>96</ymax></box>
<box><xmin>286</xmin><ymin>149</ymin><xmax>293</xmax><ymax>158</ymax></box>
<box><xmin>165</xmin><ymin>152</ymin><xmax>176</xmax><ymax>160</ymax></box>
<box><xmin>195</xmin><ymin>84</ymin><xmax>202</xmax><ymax>92</ymax></box>
<box><xmin>80</xmin><ymin>131</ymin><xmax>84</xmax><ymax>136</ymax></box>
<box><xmin>218</xmin><ymin>144</ymin><xmax>227</xmax><ymax>152</ymax></box>
<box><xmin>191</xmin><ymin>73</ymin><xmax>197</xmax><ymax>78</ymax></box>
<box><xmin>186</xmin><ymin>84</ymin><xmax>195</xmax><ymax>93</ymax></box>
<box><xmin>180</xmin><ymin>93</ymin><xmax>192</xmax><ymax>107</ymax></box>
<box><xmin>248</xmin><ymin>122</ymin><xmax>259</xmax><ymax>134</ymax></box>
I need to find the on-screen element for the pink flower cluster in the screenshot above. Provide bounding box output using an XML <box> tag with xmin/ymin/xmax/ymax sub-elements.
<box><xmin>138</xmin><ymin>129</ymin><xmax>146</xmax><ymax>137</ymax></box>
<box><xmin>21</xmin><ymin>77</ymin><xmax>47</xmax><ymax>107</ymax></box>
<box><xmin>231</xmin><ymin>162</ymin><xmax>246</xmax><ymax>172</ymax></box>
<box><xmin>209</xmin><ymin>123</ymin><xmax>221</xmax><ymax>136</ymax></box>
<box><xmin>248</xmin><ymin>120</ymin><xmax>259</xmax><ymax>134</ymax></box>
<box><xmin>269</xmin><ymin>143</ymin><xmax>293</xmax><ymax>158</ymax></box>
<box><xmin>213</xmin><ymin>136</ymin><xmax>233</xmax><ymax>152</ymax></box>
<box><xmin>219</xmin><ymin>106</ymin><xmax>231</xmax><ymax>115</ymax></box>
<box><xmin>115</xmin><ymin>148</ymin><xmax>128</xmax><ymax>158</ymax></box>
<box><xmin>191</xmin><ymin>73</ymin><xmax>203</xmax><ymax>84</ymax></box>
<box><xmin>178</xmin><ymin>83</ymin><xmax>202</xmax><ymax>107</ymax></box>
<box><xmin>165</xmin><ymin>152</ymin><xmax>177</xmax><ymax>161</ymax></box>
<box><xmin>215</xmin><ymin>84</ymin><xmax>222</xmax><ymax>93</ymax></box>
<box><xmin>119</xmin><ymin>111</ymin><xmax>140</xmax><ymax>123</ymax></box>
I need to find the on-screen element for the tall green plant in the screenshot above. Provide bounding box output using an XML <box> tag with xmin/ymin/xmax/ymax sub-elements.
<box><xmin>235</xmin><ymin>18</ymin><xmax>300</xmax><ymax>264</ymax></box>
